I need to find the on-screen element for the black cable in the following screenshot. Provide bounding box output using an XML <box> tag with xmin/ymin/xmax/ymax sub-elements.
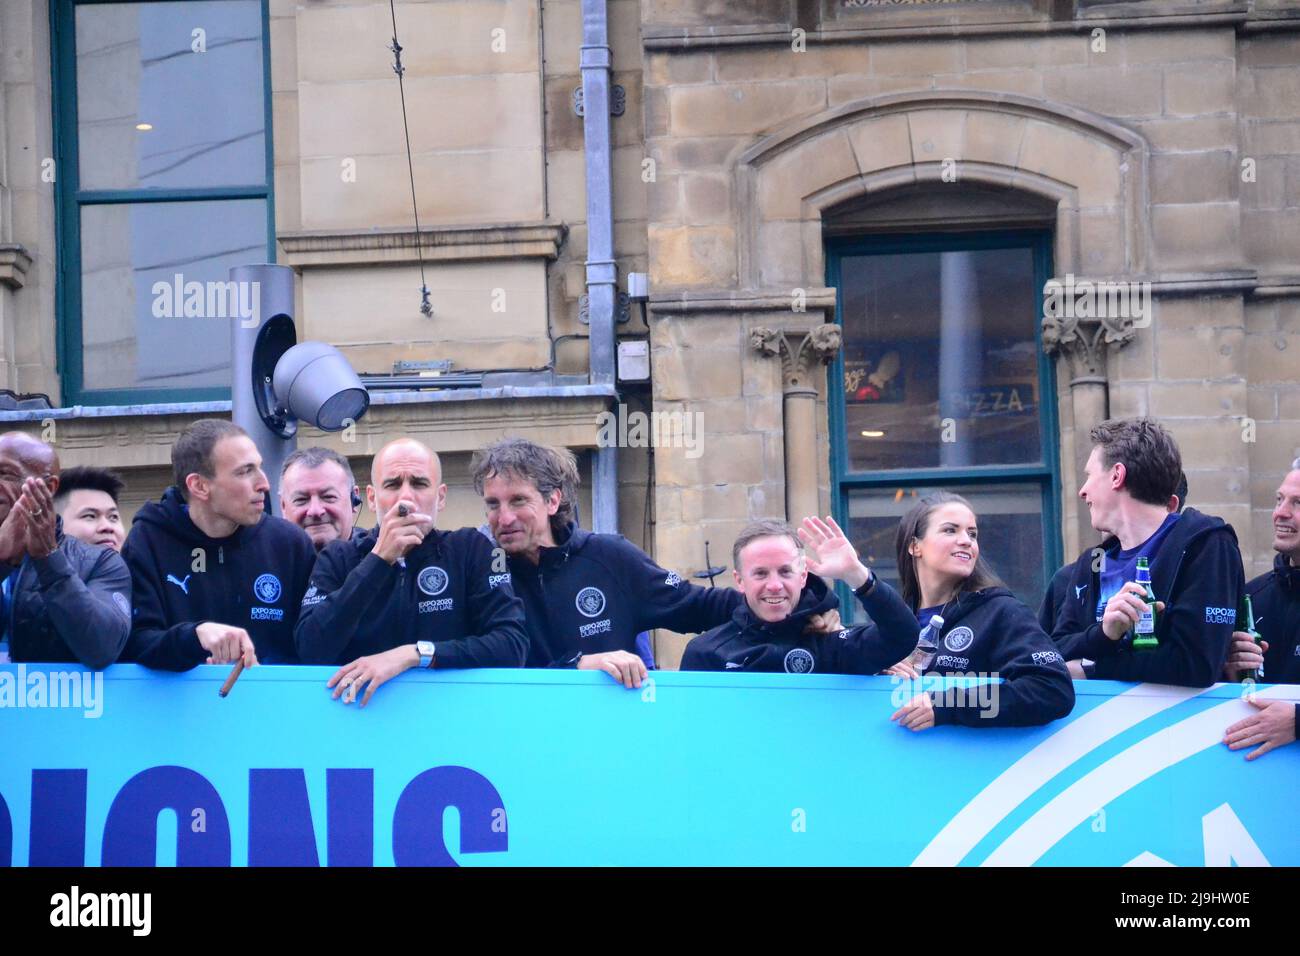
<box><xmin>643</xmin><ymin>442</ymin><xmax>654</xmax><ymax>557</ymax></box>
<box><xmin>388</xmin><ymin>1</ymin><xmax>432</xmax><ymax>318</ymax></box>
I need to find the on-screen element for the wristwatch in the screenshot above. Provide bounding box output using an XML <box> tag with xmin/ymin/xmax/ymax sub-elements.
<box><xmin>853</xmin><ymin>567</ymin><xmax>877</xmax><ymax>597</ymax></box>
<box><xmin>416</xmin><ymin>640</ymin><xmax>435</xmax><ymax>669</ymax></box>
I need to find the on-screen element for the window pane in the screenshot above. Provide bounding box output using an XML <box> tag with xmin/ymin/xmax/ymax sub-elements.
<box><xmin>838</xmin><ymin>247</ymin><xmax>1043</xmax><ymax>471</ymax></box>
<box><xmin>76</xmin><ymin>1</ymin><xmax>266</xmax><ymax>190</ymax></box>
<box><xmin>841</xmin><ymin>482</ymin><xmax>1048</xmax><ymax>621</ymax></box>
<box><xmin>80</xmin><ymin>199</ymin><xmax>267</xmax><ymax>391</ymax></box>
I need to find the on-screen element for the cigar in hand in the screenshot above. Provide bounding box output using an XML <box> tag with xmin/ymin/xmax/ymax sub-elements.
<box><xmin>397</xmin><ymin>503</ymin><xmax>410</xmax><ymax>518</ymax></box>
<box><xmin>219</xmin><ymin>659</ymin><xmax>245</xmax><ymax>698</ymax></box>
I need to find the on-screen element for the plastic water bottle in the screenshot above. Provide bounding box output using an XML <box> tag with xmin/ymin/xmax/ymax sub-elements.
<box><xmin>908</xmin><ymin>614</ymin><xmax>944</xmax><ymax>673</ymax></box>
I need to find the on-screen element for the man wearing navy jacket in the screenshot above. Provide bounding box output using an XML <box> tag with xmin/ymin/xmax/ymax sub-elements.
<box><xmin>1038</xmin><ymin>470</ymin><xmax>1186</xmax><ymax>635</ymax></box>
<box><xmin>1223</xmin><ymin>460</ymin><xmax>1300</xmax><ymax>760</ymax></box>
<box><xmin>121</xmin><ymin>420</ymin><xmax>316</xmax><ymax>671</ymax></box>
<box><xmin>471</xmin><ymin>438</ymin><xmax>748</xmax><ymax>687</ymax></box>
<box><xmin>473</xmin><ymin>439</ymin><xmax>845</xmax><ymax>687</ymax></box>
<box><xmin>296</xmin><ymin>438</ymin><xmax>528</xmax><ymax>707</ymax></box>
<box><xmin>1047</xmin><ymin>418</ymin><xmax>1245</xmax><ymax>687</ymax></box>
<box><xmin>680</xmin><ymin>517</ymin><xmax>917</xmax><ymax>675</ymax></box>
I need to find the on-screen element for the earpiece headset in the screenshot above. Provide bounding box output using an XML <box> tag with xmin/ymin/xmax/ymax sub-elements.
<box><xmin>351</xmin><ymin>486</ymin><xmax>362</xmax><ymax>510</ymax></box>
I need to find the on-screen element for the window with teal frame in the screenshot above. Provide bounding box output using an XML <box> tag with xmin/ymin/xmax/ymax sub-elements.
<box><xmin>826</xmin><ymin>230</ymin><xmax>1062</xmax><ymax>620</ymax></box>
<box><xmin>52</xmin><ymin>0</ymin><xmax>275</xmax><ymax>405</ymax></box>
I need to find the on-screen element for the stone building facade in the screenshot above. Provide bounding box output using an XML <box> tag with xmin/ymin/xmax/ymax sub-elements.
<box><xmin>641</xmin><ymin>0</ymin><xmax>1300</xmax><ymax>667</ymax></box>
<box><xmin>2</xmin><ymin>0</ymin><xmax>1298</xmax><ymax>667</ymax></box>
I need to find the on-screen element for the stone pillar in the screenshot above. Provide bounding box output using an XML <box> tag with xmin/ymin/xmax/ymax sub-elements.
<box><xmin>1042</xmin><ymin>310</ymin><xmax>1136</xmax><ymax>550</ymax></box>
<box><xmin>750</xmin><ymin>324</ymin><xmax>842</xmax><ymax>523</ymax></box>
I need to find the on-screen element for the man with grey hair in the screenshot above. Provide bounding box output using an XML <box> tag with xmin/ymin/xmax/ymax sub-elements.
<box><xmin>680</xmin><ymin>516</ymin><xmax>915</xmax><ymax>673</ymax></box>
<box><xmin>280</xmin><ymin>446</ymin><xmax>362</xmax><ymax>551</ymax></box>
<box><xmin>1223</xmin><ymin>457</ymin><xmax>1300</xmax><ymax>761</ymax></box>
<box><xmin>473</xmin><ymin>437</ymin><xmax>843</xmax><ymax>687</ymax></box>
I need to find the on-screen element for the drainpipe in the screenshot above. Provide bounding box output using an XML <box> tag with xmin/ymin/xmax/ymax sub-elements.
<box><xmin>580</xmin><ymin>0</ymin><xmax>618</xmax><ymax>534</ymax></box>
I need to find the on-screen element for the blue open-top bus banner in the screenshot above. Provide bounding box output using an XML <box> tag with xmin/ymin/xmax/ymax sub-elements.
<box><xmin>0</xmin><ymin>664</ymin><xmax>1295</xmax><ymax>866</ymax></box>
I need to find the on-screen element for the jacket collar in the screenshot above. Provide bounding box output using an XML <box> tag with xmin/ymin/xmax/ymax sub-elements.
<box><xmin>924</xmin><ymin>586</ymin><xmax>1012</xmax><ymax>628</ymax></box>
<box><xmin>528</xmin><ymin>521</ymin><xmax>590</xmax><ymax>568</ymax></box>
<box><xmin>140</xmin><ymin>486</ymin><xmax>254</xmax><ymax>548</ymax></box>
<box><xmin>1274</xmin><ymin>551</ymin><xmax>1300</xmax><ymax>590</ymax></box>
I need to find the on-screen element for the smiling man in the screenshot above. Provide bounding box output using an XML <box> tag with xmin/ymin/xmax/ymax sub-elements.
<box><xmin>121</xmin><ymin>419</ymin><xmax>316</xmax><ymax>670</ymax></box>
<box><xmin>295</xmin><ymin>437</ymin><xmax>528</xmax><ymax>707</ymax></box>
<box><xmin>679</xmin><ymin>517</ymin><xmax>916</xmax><ymax>674</ymax></box>
<box><xmin>1045</xmin><ymin>418</ymin><xmax>1245</xmax><ymax>687</ymax></box>
<box><xmin>1222</xmin><ymin>459</ymin><xmax>1300</xmax><ymax>760</ymax></box>
<box><xmin>279</xmin><ymin>447</ymin><xmax>362</xmax><ymax>552</ymax></box>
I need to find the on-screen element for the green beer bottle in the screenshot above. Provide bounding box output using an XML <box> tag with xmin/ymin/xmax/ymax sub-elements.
<box><xmin>1130</xmin><ymin>556</ymin><xmax>1159</xmax><ymax>651</ymax></box>
<box><xmin>1237</xmin><ymin>593</ymin><xmax>1264</xmax><ymax>683</ymax></box>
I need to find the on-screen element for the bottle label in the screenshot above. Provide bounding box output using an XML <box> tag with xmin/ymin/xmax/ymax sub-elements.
<box><xmin>1135</xmin><ymin>604</ymin><xmax>1155</xmax><ymax>634</ymax></box>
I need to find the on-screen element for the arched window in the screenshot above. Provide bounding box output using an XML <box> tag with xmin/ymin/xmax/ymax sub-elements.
<box><xmin>826</xmin><ymin>187</ymin><xmax>1063</xmax><ymax>614</ymax></box>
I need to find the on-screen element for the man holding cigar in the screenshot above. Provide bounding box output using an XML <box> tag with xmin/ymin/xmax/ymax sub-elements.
<box><xmin>121</xmin><ymin>419</ymin><xmax>316</xmax><ymax>670</ymax></box>
<box><xmin>0</xmin><ymin>432</ymin><xmax>132</xmax><ymax>669</ymax></box>
<box><xmin>295</xmin><ymin>437</ymin><xmax>528</xmax><ymax>706</ymax></box>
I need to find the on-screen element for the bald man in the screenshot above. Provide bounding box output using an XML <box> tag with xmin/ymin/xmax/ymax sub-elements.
<box><xmin>294</xmin><ymin>438</ymin><xmax>528</xmax><ymax>706</ymax></box>
<box><xmin>0</xmin><ymin>432</ymin><xmax>132</xmax><ymax>668</ymax></box>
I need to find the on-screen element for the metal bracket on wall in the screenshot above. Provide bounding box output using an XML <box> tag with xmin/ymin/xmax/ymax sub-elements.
<box><xmin>393</xmin><ymin>359</ymin><xmax>454</xmax><ymax>374</ymax></box>
<box><xmin>579</xmin><ymin>292</ymin><xmax>632</xmax><ymax>325</ymax></box>
<box><xmin>573</xmin><ymin>85</ymin><xmax>626</xmax><ymax>117</ymax></box>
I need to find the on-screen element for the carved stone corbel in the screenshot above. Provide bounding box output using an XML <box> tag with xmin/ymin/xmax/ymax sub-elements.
<box><xmin>750</xmin><ymin>324</ymin><xmax>842</xmax><ymax>395</ymax></box>
<box><xmin>1041</xmin><ymin>310</ymin><xmax>1137</xmax><ymax>386</ymax></box>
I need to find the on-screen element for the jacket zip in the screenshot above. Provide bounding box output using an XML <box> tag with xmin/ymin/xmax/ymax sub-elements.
<box><xmin>399</xmin><ymin>563</ymin><xmax>410</xmax><ymax>642</ymax></box>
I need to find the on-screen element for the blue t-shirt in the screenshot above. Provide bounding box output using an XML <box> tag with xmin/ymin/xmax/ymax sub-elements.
<box><xmin>1095</xmin><ymin>513</ymin><xmax>1180</xmax><ymax>621</ymax></box>
<box><xmin>916</xmin><ymin>604</ymin><xmax>946</xmax><ymax>632</ymax></box>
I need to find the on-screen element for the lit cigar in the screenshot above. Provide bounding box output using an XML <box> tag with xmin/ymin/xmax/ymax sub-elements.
<box><xmin>397</xmin><ymin>503</ymin><xmax>410</xmax><ymax>517</ymax></box>
<box><xmin>219</xmin><ymin>659</ymin><xmax>245</xmax><ymax>697</ymax></box>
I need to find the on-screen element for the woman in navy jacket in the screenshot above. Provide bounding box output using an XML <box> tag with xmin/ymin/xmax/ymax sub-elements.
<box><xmin>889</xmin><ymin>492</ymin><xmax>1075</xmax><ymax>730</ymax></box>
